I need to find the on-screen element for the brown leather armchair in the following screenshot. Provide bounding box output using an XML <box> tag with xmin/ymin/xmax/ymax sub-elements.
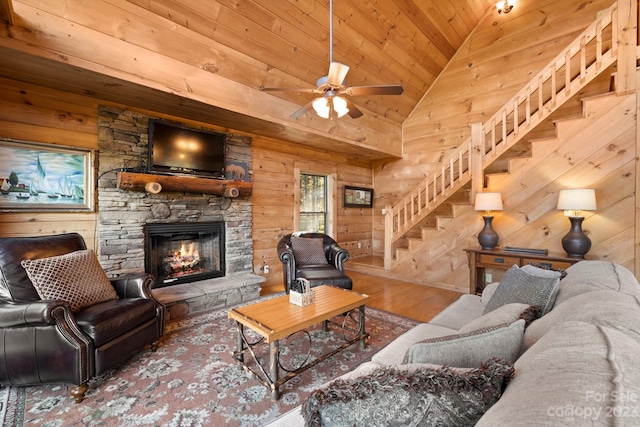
<box><xmin>0</xmin><ymin>233</ymin><xmax>165</xmax><ymax>403</ymax></box>
<box><xmin>277</xmin><ymin>232</ymin><xmax>352</xmax><ymax>293</ymax></box>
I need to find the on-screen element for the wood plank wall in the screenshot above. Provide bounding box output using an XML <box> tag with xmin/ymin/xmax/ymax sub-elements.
<box><xmin>384</xmin><ymin>90</ymin><xmax>637</xmax><ymax>292</ymax></box>
<box><xmin>376</xmin><ymin>0</ymin><xmax>615</xmax><ymax>207</ymax></box>
<box><xmin>1</xmin><ymin>0</ymin><xmax>637</xmax><ymax>294</ymax></box>
<box><xmin>367</xmin><ymin>0</ymin><xmax>637</xmax><ymax>291</ymax></box>
<box><xmin>251</xmin><ymin>136</ymin><xmax>374</xmax><ymax>287</ymax></box>
<box><xmin>0</xmin><ymin>77</ymin><xmax>374</xmax><ymax>289</ymax></box>
<box><xmin>0</xmin><ymin>77</ymin><xmax>100</xmax><ymax>248</ymax></box>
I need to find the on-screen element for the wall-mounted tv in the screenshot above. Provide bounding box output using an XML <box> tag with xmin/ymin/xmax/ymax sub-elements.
<box><xmin>148</xmin><ymin>119</ymin><xmax>226</xmax><ymax>178</ymax></box>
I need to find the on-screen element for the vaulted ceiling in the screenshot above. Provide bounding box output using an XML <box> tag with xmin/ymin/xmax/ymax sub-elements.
<box><xmin>0</xmin><ymin>0</ymin><xmax>496</xmax><ymax>159</ymax></box>
<box><xmin>127</xmin><ymin>0</ymin><xmax>494</xmax><ymax>125</ymax></box>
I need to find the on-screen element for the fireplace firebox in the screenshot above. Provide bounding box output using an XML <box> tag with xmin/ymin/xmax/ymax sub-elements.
<box><xmin>145</xmin><ymin>222</ymin><xmax>225</xmax><ymax>287</ymax></box>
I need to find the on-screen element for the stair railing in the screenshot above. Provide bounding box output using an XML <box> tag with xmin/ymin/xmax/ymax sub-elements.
<box><xmin>384</xmin><ymin>1</ymin><xmax>625</xmax><ymax>269</ymax></box>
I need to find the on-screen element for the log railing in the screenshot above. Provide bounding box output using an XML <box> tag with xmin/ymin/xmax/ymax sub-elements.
<box><xmin>384</xmin><ymin>1</ymin><xmax>628</xmax><ymax>269</ymax></box>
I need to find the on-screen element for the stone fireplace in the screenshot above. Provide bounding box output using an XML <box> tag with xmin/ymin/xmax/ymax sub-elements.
<box><xmin>145</xmin><ymin>221</ymin><xmax>225</xmax><ymax>287</ymax></box>
<box><xmin>96</xmin><ymin>106</ymin><xmax>263</xmax><ymax>319</ymax></box>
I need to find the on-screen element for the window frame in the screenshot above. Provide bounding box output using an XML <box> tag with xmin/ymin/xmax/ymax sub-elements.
<box><xmin>294</xmin><ymin>162</ymin><xmax>337</xmax><ymax>237</ymax></box>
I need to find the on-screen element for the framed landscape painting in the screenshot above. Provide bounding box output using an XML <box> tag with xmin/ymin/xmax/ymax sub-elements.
<box><xmin>344</xmin><ymin>185</ymin><xmax>373</xmax><ymax>207</ymax></box>
<box><xmin>0</xmin><ymin>139</ymin><xmax>94</xmax><ymax>212</ymax></box>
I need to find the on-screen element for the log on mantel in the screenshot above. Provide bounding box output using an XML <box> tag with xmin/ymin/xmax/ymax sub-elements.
<box><xmin>117</xmin><ymin>172</ymin><xmax>252</xmax><ymax>197</ymax></box>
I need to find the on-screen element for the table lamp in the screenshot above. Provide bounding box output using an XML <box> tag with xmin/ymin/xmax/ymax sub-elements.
<box><xmin>474</xmin><ymin>192</ymin><xmax>503</xmax><ymax>250</ymax></box>
<box><xmin>556</xmin><ymin>189</ymin><xmax>597</xmax><ymax>258</ymax></box>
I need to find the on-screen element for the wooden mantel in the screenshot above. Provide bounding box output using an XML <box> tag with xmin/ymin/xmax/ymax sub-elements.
<box><xmin>117</xmin><ymin>172</ymin><xmax>252</xmax><ymax>197</ymax></box>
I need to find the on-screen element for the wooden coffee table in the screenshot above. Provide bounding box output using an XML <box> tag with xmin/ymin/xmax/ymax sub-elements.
<box><xmin>228</xmin><ymin>285</ymin><xmax>369</xmax><ymax>401</ymax></box>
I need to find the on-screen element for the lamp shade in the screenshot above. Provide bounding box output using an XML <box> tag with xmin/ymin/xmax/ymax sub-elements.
<box><xmin>474</xmin><ymin>192</ymin><xmax>503</xmax><ymax>212</ymax></box>
<box><xmin>556</xmin><ymin>189</ymin><xmax>597</xmax><ymax>214</ymax></box>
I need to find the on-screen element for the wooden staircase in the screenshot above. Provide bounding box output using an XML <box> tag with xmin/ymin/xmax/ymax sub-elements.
<box><xmin>382</xmin><ymin>1</ymin><xmax>630</xmax><ymax>270</ymax></box>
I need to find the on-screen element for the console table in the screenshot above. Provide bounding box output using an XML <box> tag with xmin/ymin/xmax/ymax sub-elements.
<box><xmin>464</xmin><ymin>247</ymin><xmax>582</xmax><ymax>294</ymax></box>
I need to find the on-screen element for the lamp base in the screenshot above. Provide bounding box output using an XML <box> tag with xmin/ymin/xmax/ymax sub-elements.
<box><xmin>478</xmin><ymin>216</ymin><xmax>499</xmax><ymax>250</ymax></box>
<box><xmin>562</xmin><ymin>216</ymin><xmax>591</xmax><ymax>258</ymax></box>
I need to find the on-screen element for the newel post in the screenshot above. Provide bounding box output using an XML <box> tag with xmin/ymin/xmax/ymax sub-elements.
<box><xmin>470</xmin><ymin>122</ymin><xmax>485</xmax><ymax>201</ymax></box>
<box><xmin>616</xmin><ymin>0</ymin><xmax>638</xmax><ymax>94</ymax></box>
<box><xmin>383</xmin><ymin>205</ymin><xmax>393</xmax><ymax>270</ymax></box>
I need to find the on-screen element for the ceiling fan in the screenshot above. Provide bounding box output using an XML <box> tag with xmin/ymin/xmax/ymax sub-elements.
<box><xmin>260</xmin><ymin>0</ymin><xmax>404</xmax><ymax>120</ymax></box>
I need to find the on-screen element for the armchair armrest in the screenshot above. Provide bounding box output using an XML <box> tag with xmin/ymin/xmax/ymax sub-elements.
<box><xmin>110</xmin><ymin>273</ymin><xmax>166</xmax><ymax>336</ymax></box>
<box><xmin>0</xmin><ymin>300</ymin><xmax>70</xmax><ymax>328</ymax></box>
<box><xmin>110</xmin><ymin>273</ymin><xmax>155</xmax><ymax>299</ymax></box>
<box><xmin>277</xmin><ymin>239</ymin><xmax>296</xmax><ymax>293</ymax></box>
<box><xmin>328</xmin><ymin>243</ymin><xmax>350</xmax><ymax>271</ymax></box>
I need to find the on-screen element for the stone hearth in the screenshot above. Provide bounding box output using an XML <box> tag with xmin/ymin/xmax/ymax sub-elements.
<box><xmin>152</xmin><ymin>274</ymin><xmax>263</xmax><ymax>321</ymax></box>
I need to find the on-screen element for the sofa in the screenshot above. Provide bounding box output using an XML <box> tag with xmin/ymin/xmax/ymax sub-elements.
<box><xmin>267</xmin><ymin>260</ymin><xmax>640</xmax><ymax>426</ymax></box>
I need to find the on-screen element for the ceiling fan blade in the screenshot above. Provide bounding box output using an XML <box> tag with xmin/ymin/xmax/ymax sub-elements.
<box><xmin>291</xmin><ymin>101</ymin><xmax>314</xmax><ymax>119</ymax></box>
<box><xmin>345</xmin><ymin>99</ymin><xmax>363</xmax><ymax>119</ymax></box>
<box><xmin>261</xmin><ymin>86</ymin><xmax>320</xmax><ymax>93</ymax></box>
<box><xmin>327</xmin><ymin>62</ymin><xmax>350</xmax><ymax>86</ymax></box>
<box><xmin>345</xmin><ymin>85</ymin><xmax>404</xmax><ymax>96</ymax></box>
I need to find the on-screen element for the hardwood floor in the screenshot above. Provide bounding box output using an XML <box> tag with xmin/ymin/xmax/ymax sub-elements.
<box><xmin>261</xmin><ymin>270</ymin><xmax>463</xmax><ymax>323</ymax></box>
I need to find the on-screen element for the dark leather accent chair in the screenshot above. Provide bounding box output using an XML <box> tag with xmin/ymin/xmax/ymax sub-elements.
<box><xmin>0</xmin><ymin>233</ymin><xmax>165</xmax><ymax>403</ymax></box>
<box><xmin>277</xmin><ymin>232</ymin><xmax>352</xmax><ymax>293</ymax></box>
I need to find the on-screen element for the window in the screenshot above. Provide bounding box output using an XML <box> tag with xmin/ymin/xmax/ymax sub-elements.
<box><xmin>294</xmin><ymin>163</ymin><xmax>336</xmax><ymax>237</ymax></box>
<box><xmin>299</xmin><ymin>173</ymin><xmax>327</xmax><ymax>233</ymax></box>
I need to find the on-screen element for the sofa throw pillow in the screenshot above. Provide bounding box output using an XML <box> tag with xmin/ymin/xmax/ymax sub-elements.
<box><xmin>301</xmin><ymin>358</ymin><xmax>514</xmax><ymax>427</ymax></box>
<box><xmin>21</xmin><ymin>249</ymin><xmax>118</xmax><ymax>312</ymax></box>
<box><xmin>521</xmin><ymin>263</ymin><xmax>566</xmax><ymax>279</ymax></box>
<box><xmin>290</xmin><ymin>237</ymin><xmax>328</xmax><ymax>265</ymax></box>
<box><xmin>483</xmin><ymin>265</ymin><xmax>560</xmax><ymax>315</ymax></box>
<box><xmin>403</xmin><ymin>319</ymin><xmax>525</xmax><ymax>367</ymax></box>
<box><xmin>459</xmin><ymin>303</ymin><xmax>531</xmax><ymax>333</ymax></box>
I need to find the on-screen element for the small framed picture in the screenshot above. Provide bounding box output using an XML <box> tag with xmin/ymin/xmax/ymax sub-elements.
<box><xmin>225</xmin><ymin>161</ymin><xmax>249</xmax><ymax>182</ymax></box>
<box><xmin>344</xmin><ymin>185</ymin><xmax>373</xmax><ymax>208</ymax></box>
<box><xmin>0</xmin><ymin>138</ymin><xmax>95</xmax><ymax>212</ymax></box>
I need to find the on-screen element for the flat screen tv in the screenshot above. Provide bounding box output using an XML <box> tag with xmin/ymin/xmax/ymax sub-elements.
<box><xmin>148</xmin><ymin>119</ymin><xmax>226</xmax><ymax>178</ymax></box>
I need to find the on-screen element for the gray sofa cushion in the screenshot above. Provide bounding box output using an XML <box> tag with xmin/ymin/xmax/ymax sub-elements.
<box><xmin>302</xmin><ymin>359</ymin><xmax>514</xmax><ymax>427</ymax></box>
<box><xmin>371</xmin><ymin>323</ymin><xmax>458</xmax><ymax>366</ymax></box>
<box><xmin>524</xmin><ymin>290</ymin><xmax>640</xmax><ymax>350</ymax></box>
<box><xmin>404</xmin><ymin>320</ymin><xmax>525</xmax><ymax>367</ymax></box>
<box><xmin>553</xmin><ymin>260</ymin><xmax>640</xmax><ymax>307</ymax></box>
<box><xmin>478</xmin><ymin>321</ymin><xmax>640</xmax><ymax>426</ymax></box>
<box><xmin>459</xmin><ymin>302</ymin><xmax>531</xmax><ymax>333</ymax></box>
<box><xmin>484</xmin><ymin>265</ymin><xmax>559</xmax><ymax>315</ymax></box>
<box><xmin>521</xmin><ymin>263</ymin><xmax>565</xmax><ymax>279</ymax></box>
<box><xmin>428</xmin><ymin>294</ymin><xmax>485</xmax><ymax>330</ymax></box>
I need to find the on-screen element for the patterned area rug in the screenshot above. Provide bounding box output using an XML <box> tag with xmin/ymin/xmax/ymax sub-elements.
<box><xmin>1</xmin><ymin>303</ymin><xmax>418</xmax><ymax>426</ymax></box>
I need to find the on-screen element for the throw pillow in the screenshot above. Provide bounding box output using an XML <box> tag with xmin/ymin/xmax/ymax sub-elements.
<box><xmin>301</xmin><ymin>358</ymin><xmax>515</xmax><ymax>427</ymax></box>
<box><xmin>403</xmin><ymin>319</ymin><xmax>525</xmax><ymax>367</ymax></box>
<box><xmin>459</xmin><ymin>303</ymin><xmax>531</xmax><ymax>333</ymax></box>
<box><xmin>521</xmin><ymin>263</ymin><xmax>566</xmax><ymax>279</ymax></box>
<box><xmin>21</xmin><ymin>249</ymin><xmax>118</xmax><ymax>312</ymax></box>
<box><xmin>483</xmin><ymin>265</ymin><xmax>560</xmax><ymax>315</ymax></box>
<box><xmin>290</xmin><ymin>237</ymin><xmax>328</xmax><ymax>265</ymax></box>
<box><xmin>481</xmin><ymin>282</ymin><xmax>500</xmax><ymax>304</ymax></box>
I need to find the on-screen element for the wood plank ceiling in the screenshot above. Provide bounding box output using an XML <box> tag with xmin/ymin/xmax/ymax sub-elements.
<box><xmin>0</xmin><ymin>0</ymin><xmax>495</xmax><ymax>157</ymax></box>
<box><xmin>128</xmin><ymin>0</ymin><xmax>494</xmax><ymax>125</ymax></box>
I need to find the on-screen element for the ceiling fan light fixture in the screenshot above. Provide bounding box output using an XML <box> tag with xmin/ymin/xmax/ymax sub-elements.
<box><xmin>312</xmin><ymin>97</ymin><xmax>330</xmax><ymax>119</ymax></box>
<box><xmin>263</xmin><ymin>0</ymin><xmax>403</xmax><ymax>120</ymax></box>
<box><xmin>496</xmin><ymin>0</ymin><xmax>515</xmax><ymax>14</ymax></box>
<box><xmin>333</xmin><ymin>96</ymin><xmax>349</xmax><ymax>118</ymax></box>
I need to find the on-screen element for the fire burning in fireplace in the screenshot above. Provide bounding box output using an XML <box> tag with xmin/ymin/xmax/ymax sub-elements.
<box><xmin>145</xmin><ymin>221</ymin><xmax>225</xmax><ymax>287</ymax></box>
<box><xmin>165</xmin><ymin>241</ymin><xmax>202</xmax><ymax>276</ymax></box>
